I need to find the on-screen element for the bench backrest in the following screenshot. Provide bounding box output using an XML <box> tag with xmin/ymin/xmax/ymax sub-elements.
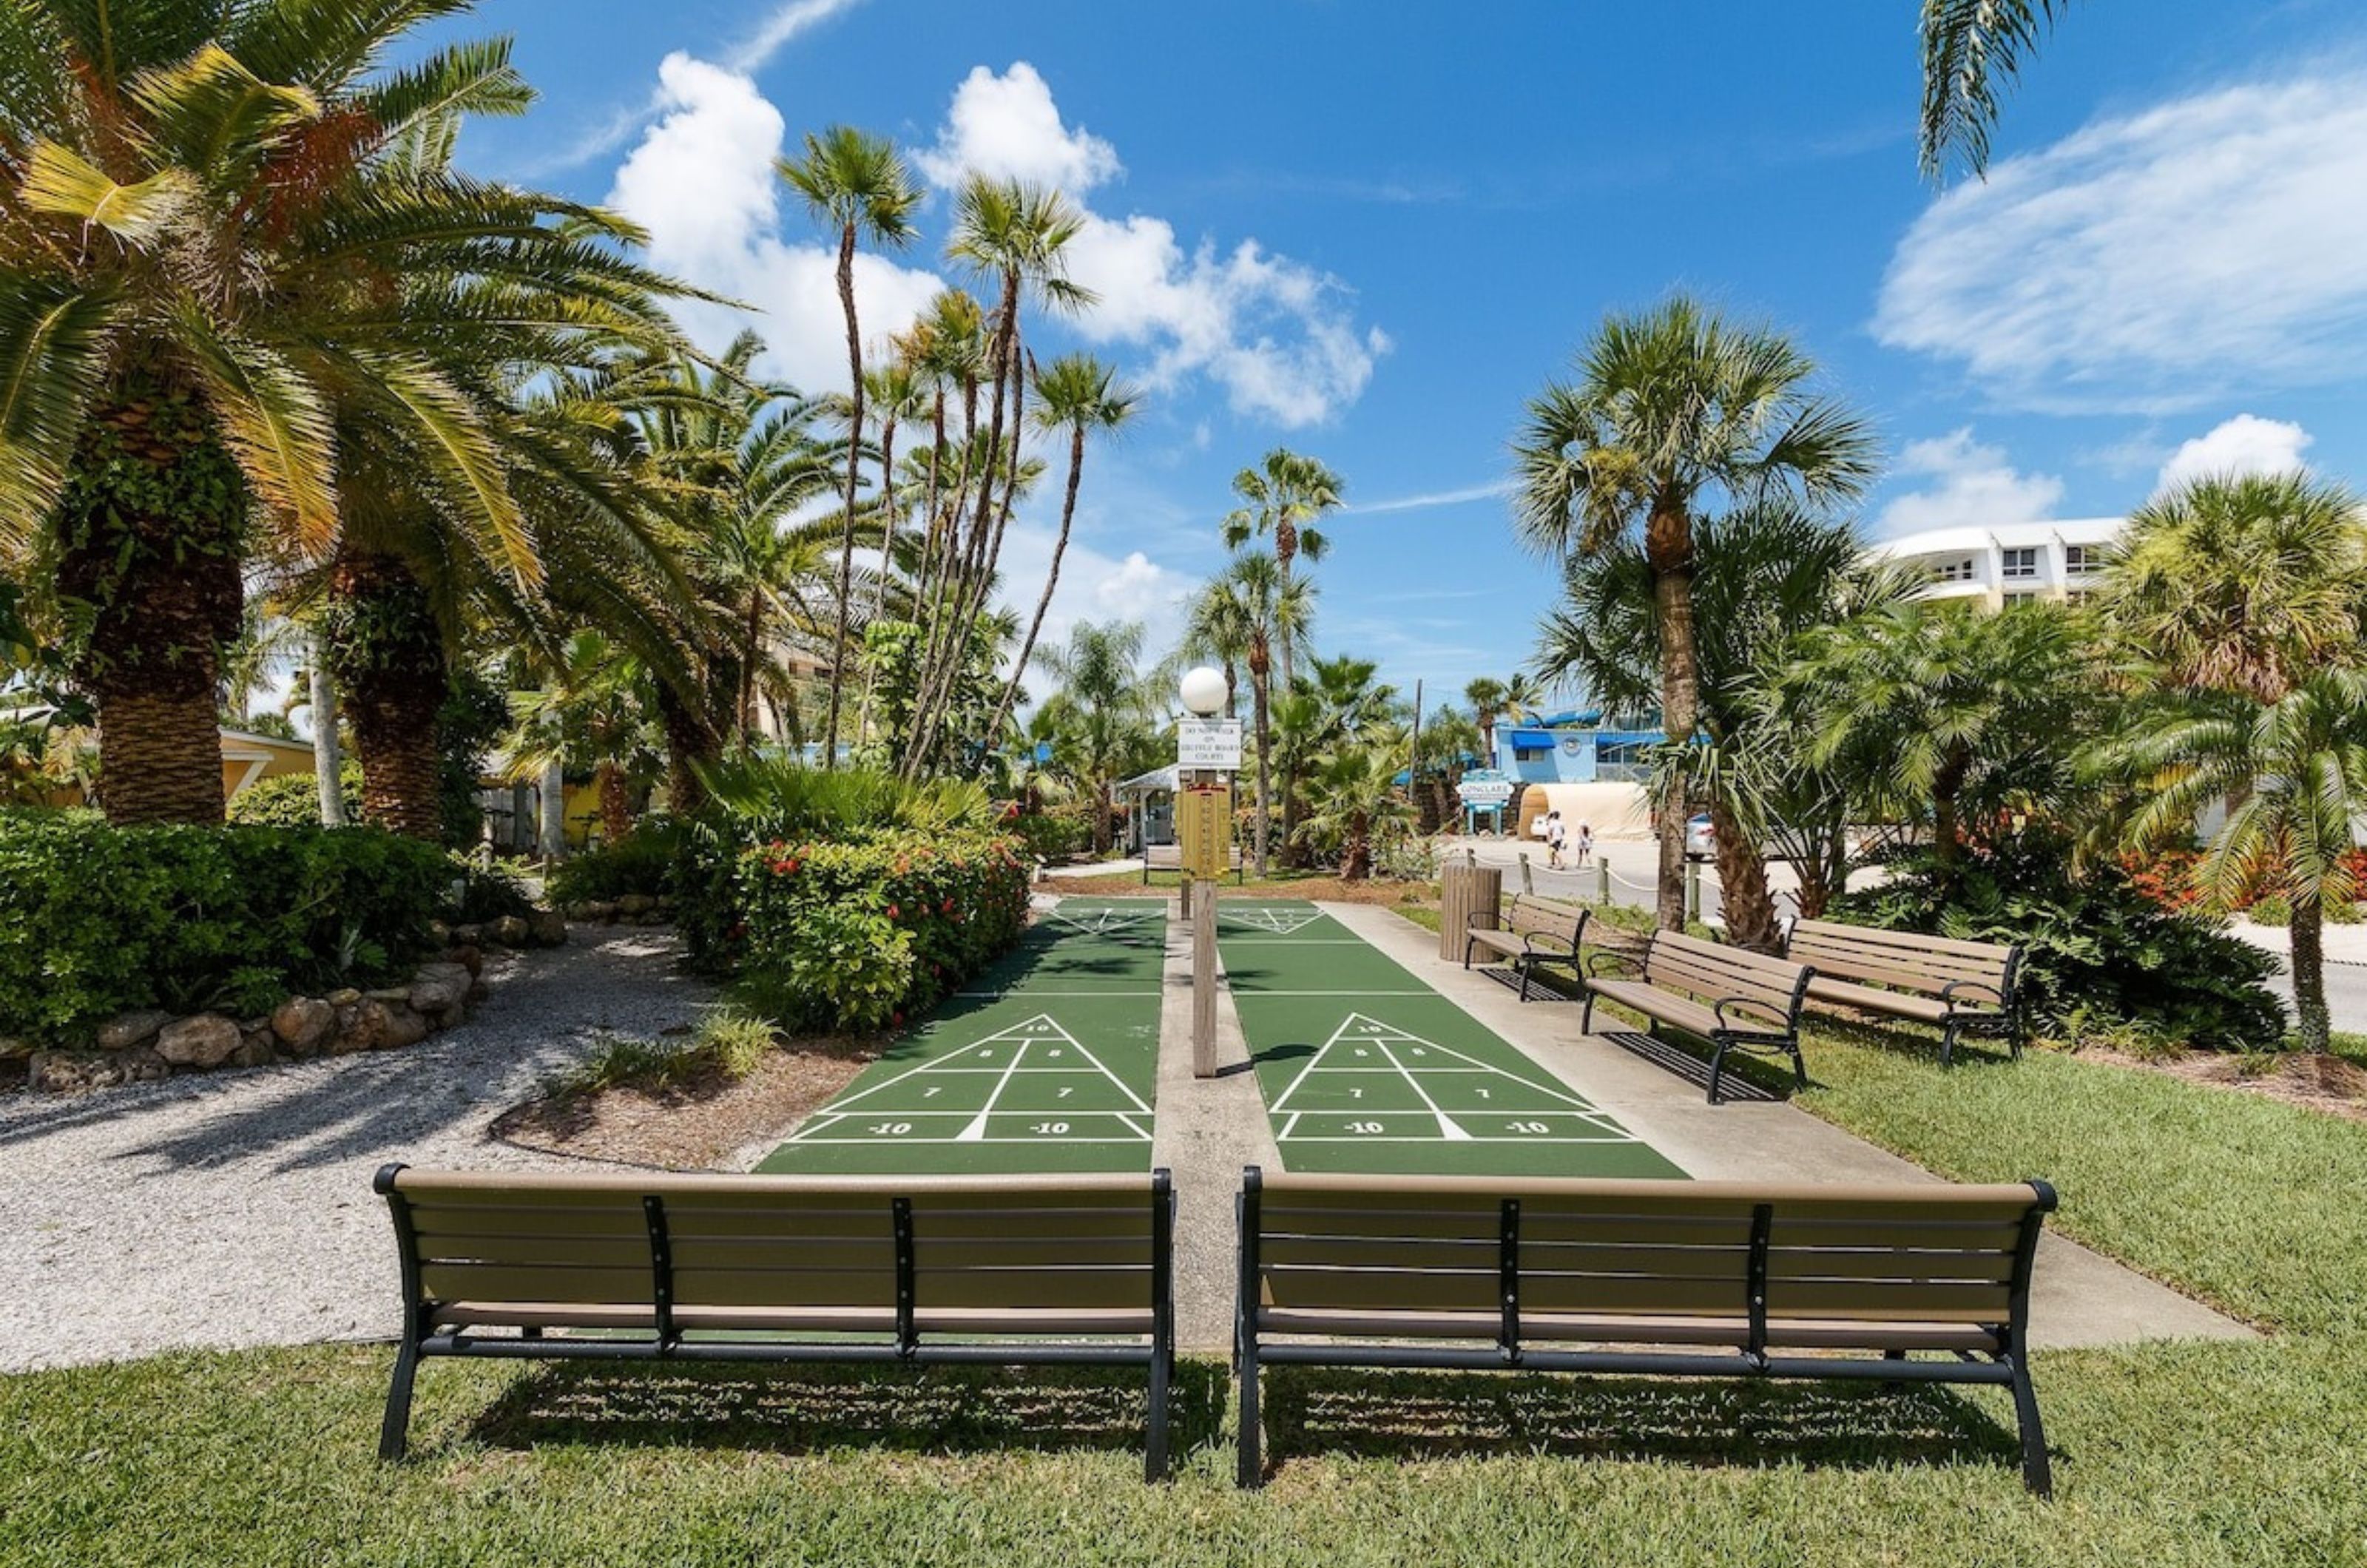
<box><xmin>1641</xmin><ymin>930</ymin><xmax>1811</xmax><ymax>1021</ymax></box>
<box><xmin>379</xmin><ymin>1167</ymin><xmax>1171</xmax><ymax>1318</ymax></box>
<box><xmin>1498</xmin><ymin>894</ymin><xmax>1586</xmax><ymax>942</ymax></box>
<box><xmin>1245</xmin><ymin>1169</ymin><xmax>2051</xmax><ymax>1328</ymax></box>
<box><xmin>1787</xmin><ymin>919</ymin><xmax>2018</xmax><ymax>1004</ymax></box>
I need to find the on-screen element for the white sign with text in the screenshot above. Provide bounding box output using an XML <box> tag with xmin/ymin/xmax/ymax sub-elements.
<box><xmin>1176</xmin><ymin>717</ymin><xmax>1243</xmax><ymax>770</ymax></box>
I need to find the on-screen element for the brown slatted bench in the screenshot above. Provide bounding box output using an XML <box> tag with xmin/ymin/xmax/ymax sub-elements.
<box><xmin>374</xmin><ymin>1165</ymin><xmax>1178</xmax><ymax>1479</ymax></box>
<box><xmin>1234</xmin><ymin>1167</ymin><xmax>2059</xmax><ymax>1494</ymax></box>
<box><xmin>1786</xmin><ymin>919</ymin><xmax>2023</xmax><ymax>1066</ymax></box>
<box><xmin>1582</xmin><ymin>930</ymin><xmax>1815</xmax><ymax>1103</ymax></box>
<box><xmin>1462</xmin><ymin>893</ymin><xmax>1590</xmax><ymax>1001</ymax></box>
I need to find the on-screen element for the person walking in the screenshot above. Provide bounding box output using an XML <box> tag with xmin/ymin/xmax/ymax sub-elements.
<box><xmin>1573</xmin><ymin>821</ymin><xmax>1594</xmax><ymax>868</ymax></box>
<box><xmin>1545</xmin><ymin>810</ymin><xmax>1567</xmax><ymax>871</ymax></box>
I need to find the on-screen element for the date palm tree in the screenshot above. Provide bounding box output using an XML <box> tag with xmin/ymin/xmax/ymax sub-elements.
<box><xmin>778</xmin><ymin>126</ymin><xmax>920</xmax><ymax>767</ymax></box>
<box><xmin>989</xmin><ymin>352</ymin><xmax>1140</xmax><ymax>741</ymax></box>
<box><xmin>2098</xmin><ymin>669</ymin><xmax>2367</xmax><ymax>1054</ymax></box>
<box><xmin>1513</xmin><ymin>297</ymin><xmax>1876</xmax><ymax>927</ymax></box>
<box><xmin>2098</xmin><ymin>472</ymin><xmax>2367</xmax><ymax>703</ymax></box>
<box><xmin>1</xmin><ymin>1</ymin><xmax>695</xmax><ymax>823</ymax></box>
<box><xmin>1221</xmin><ymin>448</ymin><xmax>1343</xmax><ymax>689</ymax></box>
<box><xmin>1919</xmin><ymin>0</ymin><xmax>2074</xmax><ymax>178</ymax></box>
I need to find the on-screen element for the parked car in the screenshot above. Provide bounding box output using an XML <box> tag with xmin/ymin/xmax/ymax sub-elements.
<box><xmin>1684</xmin><ymin>812</ymin><xmax>1715</xmax><ymax>861</ymax></box>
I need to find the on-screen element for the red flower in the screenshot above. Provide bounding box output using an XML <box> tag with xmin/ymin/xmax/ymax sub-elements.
<box><xmin>891</xmin><ymin>1011</ymin><xmax>905</xmax><ymax>1027</ymax></box>
<box><xmin>887</xmin><ymin>903</ymin><xmax>901</xmax><ymax>920</ymax></box>
<box><xmin>942</xmin><ymin>897</ymin><xmax>955</xmax><ymax>913</ymax></box>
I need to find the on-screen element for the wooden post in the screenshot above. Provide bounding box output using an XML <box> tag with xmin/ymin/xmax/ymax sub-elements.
<box><xmin>1192</xmin><ymin>874</ymin><xmax>1218</xmax><ymax>1078</ymax></box>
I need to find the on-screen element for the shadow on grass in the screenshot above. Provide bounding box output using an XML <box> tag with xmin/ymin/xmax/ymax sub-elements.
<box><xmin>460</xmin><ymin>1359</ymin><xmax>1228</xmax><ymax>1465</ymax></box>
<box><xmin>1261</xmin><ymin>1365</ymin><xmax>2025</xmax><ymax>1481</ymax></box>
<box><xmin>1807</xmin><ymin>1013</ymin><xmax>2022</xmax><ymax>1072</ymax></box>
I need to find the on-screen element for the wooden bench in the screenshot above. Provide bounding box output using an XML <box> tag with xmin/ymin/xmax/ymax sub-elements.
<box><xmin>1142</xmin><ymin>843</ymin><xmax>1243</xmax><ymax>883</ymax></box>
<box><xmin>374</xmin><ymin>1165</ymin><xmax>1178</xmax><ymax>1479</ymax></box>
<box><xmin>1462</xmin><ymin>893</ymin><xmax>1590</xmax><ymax>1001</ymax></box>
<box><xmin>1234</xmin><ymin>1167</ymin><xmax>2059</xmax><ymax>1494</ymax></box>
<box><xmin>1787</xmin><ymin>919</ymin><xmax>2023</xmax><ymax>1066</ymax></box>
<box><xmin>1583</xmin><ymin>930</ymin><xmax>1815</xmax><ymax>1104</ymax></box>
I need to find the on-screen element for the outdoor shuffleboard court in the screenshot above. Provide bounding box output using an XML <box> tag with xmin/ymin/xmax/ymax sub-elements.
<box><xmin>1218</xmin><ymin>901</ymin><xmax>1684</xmax><ymax>1179</ymax></box>
<box><xmin>757</xmin><ymin>899</ymin><xmax>1167</xmax><ymax>1175</ymax></box>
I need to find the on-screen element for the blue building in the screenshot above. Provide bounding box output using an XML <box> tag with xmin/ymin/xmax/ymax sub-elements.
<box><xmin>1493</xmin><ymin>710</ymin><xmax>1663</xmax><ymax>785</ymax></box>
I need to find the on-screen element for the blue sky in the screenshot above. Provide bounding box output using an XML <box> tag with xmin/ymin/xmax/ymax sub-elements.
<box><xmin>430</xmin><ymin>0</ymin><xmax>2367</xmax><ymax>706</ymax></box>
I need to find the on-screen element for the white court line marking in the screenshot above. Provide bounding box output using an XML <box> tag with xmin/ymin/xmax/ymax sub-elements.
<box><xmin>1371</xmin><ymin>1035</ymin><xmax>1471</xmax><ymax>1140</ymax></box>
<box><xmin>956</xmin><ymin>1038</ymin><xmax>1028</xmax><ymax>1140</ymax></box>
<box><xmin>790</xmin><ymin>1013</ymin><xmax>1152</xmax><ymax>1146</ymax></box>
<box><xmin>1267</xmin><ymin>1011</ymin><xmax>1640</xmax><ymax>1146</ymax></box>
<box><xmin>1397</xmin><ymin>1035</ymin><xmax>1637</xmax><ymax>1133</ymax></box>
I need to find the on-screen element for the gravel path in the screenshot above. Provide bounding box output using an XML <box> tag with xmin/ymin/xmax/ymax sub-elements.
<box><xmin>0</xmin><ymin>925</ymin><xmax>717</xmax><ymax>1372</ymax></box>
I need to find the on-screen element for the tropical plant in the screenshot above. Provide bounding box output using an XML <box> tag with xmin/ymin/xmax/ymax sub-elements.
<box><xmin>0</xmin><ymin>0</ymin><xmax>692</xmax><ymax>823</ymax></box>
<box><xmin>502</xmin><ymin>632</ymin><xmax>664</xmax><ymax>848</ymax></box>
<box><xmin>777</xmin><ymin>126</ymin><xmax>920</xmax><ymax>766</ymax></box>
<box><xmin>1919</xmin><ymin>0</ymin><xmax>2073</xmax><ymax>178</ymax></box>
<box><xmin>2093</xmin><ymin>669</ymin><xmax>2367</xmax><ymax>1053</ymax></box>
<box><xmin>1295</xmin><ymin>740</ymin><xmax>1414</xmax><ymax>882</ymax></box>
<box><xmin>1203</xmin><ymin>553</ymin><xmax>1314</xmax><ymax>875</ymax></box>
<box><xmin>1221</xmin><ymin>448</ymin><xmax>1343</xmax><ymax>689</ymax></box>
<box><xmin>989</xmin><ymin>353</ymin><xmax>1140</xmax><ymax>739</ymax></box>
<box><xmin>1513</xmin><ymin>297</ymin><xmax>1877</xmax><ymax>927</ymax></box>
<box><xmin>1033</xmin><ymin>621</ymin><xmax>1155</xmax><ymax>856</ymax></box>
<box><xmin>1463</xmin><ymin>677</ymin><xmax>1507</xmax><ymax>765</ymax></box>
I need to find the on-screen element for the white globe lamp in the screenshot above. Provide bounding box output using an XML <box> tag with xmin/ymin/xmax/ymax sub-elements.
<box><xmin>1179</xmin><ymin>665</ymin><xmax>1227</xmax><ymax>719</ymax></box>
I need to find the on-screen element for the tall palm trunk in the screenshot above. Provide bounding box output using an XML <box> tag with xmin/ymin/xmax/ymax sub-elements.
<box><xmin>821</xmin><ymin>219</ymin><xmax>864</xmax><ymax>768</ymax></box>
<box><xmin>328</xmin><ymin>554</ymin><xmax>445</xmax><ymax>842</ymax></box>
<box><xmin>739</xmin><ymin>590</ymin><xmax>766</xmax><ymax>739</ymax></box>
<box><xmin>1644</xmin><ymin>500</ymin><xmax>1700</xmax><ymax>931</ymax></box>
<box><xmin>855</xmin><ymin>408</ymin><xmax>902</xmax><ymax>745</ymax></box>
<box><xmin>1275</xmin><ymin>518</ymin><xmax>1299</xmax><ymax>690</ymax></box>
<box><xmin>595</xmin><ymin>760</ymin><xmax>632</xmax><ymax>846</ymax></box>
<box><xmin>990</xmin><ymin>418</ymin><xmax>1084</xmax><ymax>740</ymax></box>
<box><xmin>1249</xmin><ymin>644</ymin><xmax>1274</xmax><ymax>876</ymax></box>
<box><xmin>2292</xmin><ymin>896</ymin><xmax>2331</xmax><ymax>1053</ymax></box>
<box><xmin>656</xmin><ymin>680</ymin><xmax>720</xmax><ymax>814</ymax></box>
<box><xmin>1708</xmin><ymin>794</ymin><xmax>1780</xmax><ymax>950</ymax></box>
<box><xmin>310</xmin><ymin>643</ymin><xmax>345</xmax><ymax>827</ymax></box>
<box><xmin>56</xmin><ymin>379</ymin><xmax>246</xmax><ymax>825</ymax></box>
<box><xmin>1932</xmin><ymin>746</ymin><xmax>1971</xmax><ymax>869</ymax></box>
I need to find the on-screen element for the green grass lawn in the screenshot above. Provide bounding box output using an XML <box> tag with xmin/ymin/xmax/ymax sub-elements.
<box><xmin>9</xmin><ymin>932</ymin><xmax>2367</xmax><ymax>1564</ymax></box>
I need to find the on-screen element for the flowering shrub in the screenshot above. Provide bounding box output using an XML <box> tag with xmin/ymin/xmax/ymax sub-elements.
<box><xmin>693</xmin><ymin>827</ymin><xmax>1031</xmax><ymax>1033</ymax></box>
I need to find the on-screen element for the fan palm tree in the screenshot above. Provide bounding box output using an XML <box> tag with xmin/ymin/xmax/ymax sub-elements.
<box><xmin>989</xmin><ymin>353</ymin><xmax>1141</xmax><ymax>740</ymax></box>
<box><xmin>1221</xmin><ymin>448</ymin><xmax>1343</xmax><ymax>689</ymax></box>
<box><xmin>1183</xmin><ymin>577</ymin><xmax>1255</xmax><ymax>720</ymax></box>
<box><xmin>1919</xmin><ymin>0</ymin><xmax>2073</xmax><ymax>178</ymax></box>
<box><xmin>2097</xmin><ymin>669</ymin><xmax>2367</xmax><ymax>1054</ymax></box>
<box><xmin>1513</xmin><ymin>297</ymin><xmax>1876</xmax><ymax>927</ymax></box>
<box><xmin>1463</xmin><ymin>677</ymin><xmax>1508</xmax><ymax>766</ymax></box>
<box><xmin>1206</xmin><ymin>552</ymin><xmax>1316</xmax><ymax>876</ymax></box>
<box><xmin>1296</xmin><ymin>740</ymin><xmax>1414</xmax><ymax>882</ymax></box>
<box><xmin>2097</xmin><ymin>473</ymin><xmax>2367</xmax><ymax>703</ymax></box>
<box><xmin>1034</xmin><ymin>620</ymin><xmax>1150</xmax><ymax>856</ymax></box>
<box><xmin>0</xmin><ymin>3</ymin><xmax>698</xmax><ymax>823</ymax></box>
<box><xmin>777</xmin><ymin>126</ymin><xmax>919</xmax><ymax>767</ymax></box>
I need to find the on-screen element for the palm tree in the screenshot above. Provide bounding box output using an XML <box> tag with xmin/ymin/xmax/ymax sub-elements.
<box><xmin>1791</xmin><ymin>598</ymin><xmax>2089</xmax><ymax>870</ymax></box>
<box><xmin>1</xmin><ymin>3</ymin><xmax>689</xmax><ymax>822</ymax></box>
<box><xmin>1919</xmin><ymin>0</ymin><xmax>2073</xmax><ymax>178</ymax></box>
<box><xmin>990</xmin><ymin>353</ymin><xmax>1140</xmax><ymax>739</ymax></box>
<box><xmin>1221</xmin><ymin>449</ymin><xmax>1343</xmax><ymax>689</ymax></box>
<box><xmin>778</xmin><ymin>126</ymin><xmax>920</xmax><ymax>768</ymax></box>
<box><xmin>1513</xmin><ymin>297</ymin><xmax>1877</xmax><ymax>927</ymax></box>
<box><xmin>1297</xmin><ymin>741</ymin><xmax>1414</xmax><ymax>882</ymax></box>
<box><xmin>1183</xmin><ymin>578</ymin><xmax>1256</xmax><ymax>720</ymax></box>
<box><xmin>1463</xmin><ymin>677</ymin><xmax>1508</xmax><ymax>766</ymax></box>
<box><xmin>1206</xmin><ymin>553</ymin><xmax>1316</xmax><ymax>876</ymax></box>
<box><xmin>2097</xmin><ymin>670</ymin><xmax>2367</xmax><ymax>1054</ymax></box>
<box><xmin>503</xmin><ymin>632</ymin><xmax>664</xmax><ymax>848</ymax></box>
<box><xmin>2098</xmin><ymin>473</ymin><xmax>2367</xmax><ymax>703</ymax></box>
<box><xmin>1034</xmin><ymin>620</ymin><xmax>1151</xmax><ymax>856</ymax></box>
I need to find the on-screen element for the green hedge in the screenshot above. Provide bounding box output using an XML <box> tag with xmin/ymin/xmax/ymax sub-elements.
<box><xmin>548</xmin><ymin>820</ymin><xmax>690</xmax><ymax>905</ymax></box>
<box><xmin>698</xmin><ymin>830</ymin><xmax>1031</xmax><ymax>1033</ymax></box>
<box><xmin>1010</xmin><ymin>809</ymin><xmax>1093</xmax><ymax>863</ymax></box>
<box><xmin>0</xmin><ymin>811</ymin><xmax>448</xmax><ymax>1042</ymax></box>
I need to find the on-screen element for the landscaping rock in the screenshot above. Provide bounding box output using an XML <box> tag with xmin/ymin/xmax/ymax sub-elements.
<box><xmin>428</xmin><ymin>919</ymin><xmax>450</xmax><ymax>946</ymax></box>
<box><xmin>407</xmin><ymin>963</ymin><xmax>472</xmax><ymax>1016</ymax></box>
<box><xmin>155</xmin><ymin>1015</ymin><xmax>241</xmax><ymax>1069</ymax></box>
<box><xmin>270</xmin><ymin>997</ymin><xmax>334</xmax><ymax>1055</ymax></box>
<box><xmin>444</xmin><ymin>944</ymin><xmax>484</xmax><ymax>979</ymax></box>
<box><xmin>232</xmin><ymin>1030</ymin><xmax>277</xmax><ymax>1069</ymax></box>
<box><xmin>581</xmin><ymin>900</ymin><xmax>618</xmax><ymax>922</ymax></box>
<box><xmin>450</xmin><ymin>924</ymin><xmax>484</xmax><ymax>947</ymax></box>
<box><xmin>491</xmin><ymin>915</ymin><xmax>531</xmax><ymax>947</ymax></box>
<box><xmin>28</xmin><ymin>1047</ymin><xmax>168</xmax><ymax>1092</ymax></box>
<box><xmin>95</xmin><ymin>1009</ymin><xmax>174</xmax><ymax>1052</ymax></box>
<box><xmin>615</xmin><ymin>894</ymin><xmax>656</xmax><ymax>917</ymax></box>
<box><xmin>372</xmin><ymin>1002</ymin><xmax>432</xmax><ymax>1050</ymax></box>
<box><xmin>0</xmin><ymin>1035</ymin><xmax>31</xmax><ymax>1062</ymax></box>
<box><xmin>328</xmin><ymin>1004</ymin><xmax>369</xmax><ymax>1054</ymax></box>
<box><xmin>326</xmin><ymin>987</ymin><xmax>362</xmax><ymax>1007</ymax></box>
<box><xmin>636</xmin><ymin>910</ymin><xmax>668</xmax><ymax>927</ymax></box>
<box><xmin>528</xmin><ymin>909</ymin><xmax>569</xmax><ymax>946</ymax></box>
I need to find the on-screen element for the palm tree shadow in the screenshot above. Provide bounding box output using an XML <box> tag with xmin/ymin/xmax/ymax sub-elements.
<box><xmin>1261</xmin><ymin>1366</ymin><xmax>2025</xmax><ymax>1481</ymax></box>
<box><xmin>458</xmin><ymin>1359</ymin><xmax>1226</xmax><ymax>1465</ymax></box>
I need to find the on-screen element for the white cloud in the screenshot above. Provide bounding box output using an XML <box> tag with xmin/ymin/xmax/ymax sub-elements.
<box><xmin>1874</xmin><ymin>72</ymin><xmax>2367</xmax><ymax>411</ymax></box>
<box><xmin>993</xmin><ymin>527</ymin><xmax>1194</xmax><ymax>680</ymax></box>
<box><xmin>1876</xmin><ymin>429</ymin><xmax>2065</xmax><ymax>535</ymax></box>
<box><xmin>915</xmin><ymin>63</ymin><xmax>1121</xmax><ymax>192</ymax></box>
<box><xmin>727</xmin><ymin>0</ymin><xmax>869</xmax><ymax>73</ymax></box>
<box><xmin>2155</xmin><ymin>413</ymin><xmax>2313</xmax><ymax>493</ymax></box>
<box><xmin>919</xmin><ymin>64</ymin><xmax>1386</xmax><ymax>428</ymax></box>
<box><xmin>607</xmin><ymin>54</ymin><xmax>943</xmax><ymax>393</ymax></box>
<box><xmin>1350</xmin><ymin>479</ymin><xmax>1515</xmax><ymax>516</ymax></box>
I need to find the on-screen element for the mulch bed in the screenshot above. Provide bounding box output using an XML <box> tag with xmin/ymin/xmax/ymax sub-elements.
<box><xmin>493</xmin><ymin>1040</ymin><xmax>881</xmax><ymax>1171</ymax></box>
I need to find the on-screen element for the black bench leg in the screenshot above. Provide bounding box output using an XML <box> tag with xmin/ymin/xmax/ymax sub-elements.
<box><xmin>1516</xmin><ymin>959</ymin><xmax>1532</xmax><ymax>1002</ymax></box>
<box><xmin>2008</xmin><ymin>1354</ymin><xmax>2053</xmax><ymax>1498</ymax></box>
<box><xmin>1789</xmin><ymin>1038</ymin><xmax>1809</xmax><ymax>1089</ymax></box>
<box><xmin>377</xmin><ymin>1339</ymin><xmax>420</xmax><ymax>1462</ymax></box>
<box><xmin>1706</xmin><ymin>1036</ymin><xmax>1730</xmax><ymax>1105</ymax></box>
<box><xmin>1882</xmin><ymin>1346</ymin><xmax>1908</xmax><ymax>1390</ymax></box>
<box><xmin>1236</xmin><ymin>1342</ymin><xmax>1263</xmax><ymax>1487</ymax></box>
<box><xmin>520</xmin><ymin>1325</ymin><xmax>543</xmax><ymax>1340</ymax></box>
<box><xmin>1144</xmin><ymin>1353</ymin><xmax>1171</xmax><ymax>1481</ymax></box>
<box><xmin>1580</xmin><ymin>993</ymin><xmax>1596</xmax><ymax>1033</ymax></box>
<box><xmin>1940</xmin><ymin>1020</ymin><xmax>1959</xmax><ymax>1069</ymax></box>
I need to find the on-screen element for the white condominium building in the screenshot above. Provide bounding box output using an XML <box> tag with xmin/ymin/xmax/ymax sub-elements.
<box><xmin>1865</xmin><ymin>518</ymin><xmax>2126</xmax><ymax>609</ymax></box>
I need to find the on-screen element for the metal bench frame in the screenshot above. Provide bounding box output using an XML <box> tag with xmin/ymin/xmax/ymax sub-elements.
<box><xmin>1234</xmin><ymin>1166</ymin><xmax>2059</xmax><ymax>1496</ymax></box>
<box><xmin>1461</xmin><ymin>894</ymin><xmax>1590</xmax><ymax>1001</ymax></box>
<box><xmin>374</xmin><ymin>1164</ymin><xmax>1178</xmax><ymax>1480</ymax></box>
<box><xmin>1786</xmin><ymin>919</ymin><xmax>2025</xmax><ymax>1067</ymax></box>
<box><xmin>1581</xmin><ymin>931</ymin><xmax>1815</xmax><ymax>1104</ymax></box>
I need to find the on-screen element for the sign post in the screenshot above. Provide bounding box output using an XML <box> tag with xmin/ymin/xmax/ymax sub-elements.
<box><xmin>1455</xmin><ymin>767</ymin><xmax>1516</xmax><ymax>835</ymax></box>
<box><xmin>1175</xmin><ymin>672</ymin><xmax>1236</xmax><ymax>1080</ymax></box>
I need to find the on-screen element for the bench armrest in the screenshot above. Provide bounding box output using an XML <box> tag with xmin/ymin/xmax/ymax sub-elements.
<box><xmin>1522</xmin><ymin>931</ymin><xmax>1578</xmax><ymax>956</ymax></box>
<box><xmin>1939</xmin><ymin>979</ymin><xmax>2007</xmax><ymax>1010</ymax></box>
<box><xmin>1712</xmin><ymin>995</ymin><xmax>1795</xmax><ymax>1033</ymax></box>
<box><xmin>1586</xmin><ymin>947</ymin><xmax>1645</xmax><ymax>979</ymax></box>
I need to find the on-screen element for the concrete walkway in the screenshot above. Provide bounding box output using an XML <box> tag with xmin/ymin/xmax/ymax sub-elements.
<box><xmin>1314</xmin><ymin>901</ymin><xmax>2250</xmax><ymax>1352</ymax></box>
